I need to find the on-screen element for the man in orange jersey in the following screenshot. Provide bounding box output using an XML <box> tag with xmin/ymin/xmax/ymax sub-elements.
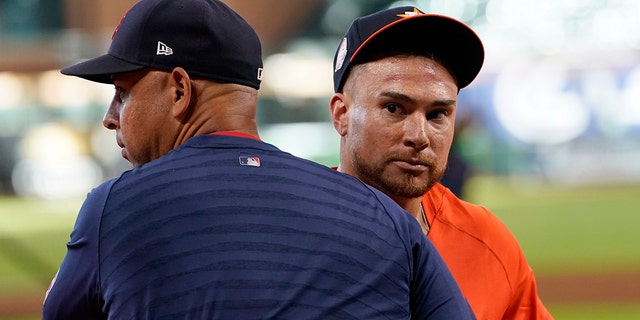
<box><xmin>329</xmin><ymin>6</ymin><xmax>553</xmax><ymax>319</ymax></box>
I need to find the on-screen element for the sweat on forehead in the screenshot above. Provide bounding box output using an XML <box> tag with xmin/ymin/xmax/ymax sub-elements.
<box><xmin>350</xmin><ymin>47</ymin><xmax>458</xmax><ymax>88</ymax></box>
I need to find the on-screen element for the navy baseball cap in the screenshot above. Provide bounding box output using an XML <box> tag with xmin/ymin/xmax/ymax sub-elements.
<box><xmin>333</xmin><ymin>6</ymin><xmax>484</xmax><ymax>92</ymax></box>
<box><xmin>61</xmin><ymin>0</ymin><xmax>264</xmax><ymax>89</ymax></box>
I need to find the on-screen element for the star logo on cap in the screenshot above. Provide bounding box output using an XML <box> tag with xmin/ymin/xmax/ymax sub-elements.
<box><xmin>397</xmin><ymin>7</ymin><xmax>423</xmax><ymax>18</ymax></box>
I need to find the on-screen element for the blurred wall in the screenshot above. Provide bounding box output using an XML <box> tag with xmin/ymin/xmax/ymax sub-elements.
<box><xmin>1</xmin><ymin>0</ymin><xmax>326</xmax><ymax>72</ymax></box>
<box><xmin>63</xmin><ymin>0</ymin><xmax>326</xmax><ymax>52</ymax></box>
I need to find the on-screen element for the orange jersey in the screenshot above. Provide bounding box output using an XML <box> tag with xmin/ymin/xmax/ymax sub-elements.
<box><xmin>423</xmin><ymin>182</ymin><xmax>553</xmax><ymax>319</ymax></box>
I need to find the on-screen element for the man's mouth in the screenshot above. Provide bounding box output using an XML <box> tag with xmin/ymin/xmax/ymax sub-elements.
<box><xmin>393</xmin><ymin>159</ymin><xmax>430</xmax><ymax>172</ymax></box>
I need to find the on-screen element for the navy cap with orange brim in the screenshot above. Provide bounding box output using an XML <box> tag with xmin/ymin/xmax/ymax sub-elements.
<box><xmin>333</xmin><ymin>6</ymin><xmax>484</xmax><ymax>92</ymax></box>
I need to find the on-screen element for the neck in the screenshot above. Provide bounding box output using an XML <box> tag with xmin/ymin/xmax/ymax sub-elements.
<box><xmin>176</xmin><ymin>82</ymin><xmax>261</xmax><ymax>144</ymax></box>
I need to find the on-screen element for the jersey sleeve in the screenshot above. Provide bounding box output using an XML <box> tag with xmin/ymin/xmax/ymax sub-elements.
<box><xmin>42</xmin><ymin>179</ymin><xmax>115</xmax><ymax>320</ymax></box>
<box><xmin>503</xmin><ymin>248</ymin><xmax>554</xmax><ymax>319</ymax></box>
<box><xmin>481</xmin><ymin>207</ymin><xmax>553</xmax><ymax>320</ymax></box>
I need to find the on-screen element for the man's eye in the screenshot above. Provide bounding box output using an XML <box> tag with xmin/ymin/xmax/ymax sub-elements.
<box><xmin>385</xmin><ymin>104</ymin><xmax>399</xmax><ymax>114</ymax></box>
<box><xmin>427</xmin><ymin>110</ymin><xmax>448</xmax><ymax>120</ymax></box>
<box><xmin>114</xmin><ymin>86</ymin><xmax>126</xmax><ymax>100</ymax></box>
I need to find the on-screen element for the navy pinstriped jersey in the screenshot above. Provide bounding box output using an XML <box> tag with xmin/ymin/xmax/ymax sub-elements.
<box><xmin>42</xmin><ymin>134</ymin><xmax>474</xmax><ymax>319</ymax></box>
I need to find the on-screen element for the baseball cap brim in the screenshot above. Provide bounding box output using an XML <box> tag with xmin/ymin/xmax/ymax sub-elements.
<box><xmin>60</xmin><ymin>54</ymin><xmax>147</xmax><ymax>84</ymax></box>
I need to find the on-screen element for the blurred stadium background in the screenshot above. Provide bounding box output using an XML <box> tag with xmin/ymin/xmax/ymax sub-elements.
<box><xmin>1</xmin><ymin>0</ymin><xmax>639</xmax><ymax>318</ymax></box>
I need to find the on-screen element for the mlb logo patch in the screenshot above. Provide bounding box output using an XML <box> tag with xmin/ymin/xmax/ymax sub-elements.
<box><xmin>239</xmin><ymin>156</ymin><xmax>260</xmax><ymax>167</ymax></box>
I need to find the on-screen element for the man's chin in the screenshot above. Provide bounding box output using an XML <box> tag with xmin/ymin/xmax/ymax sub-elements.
<box><xmin>376</xmin><ymin>175</ymin><xmax>432</xmax><ymax>199</ymax></box>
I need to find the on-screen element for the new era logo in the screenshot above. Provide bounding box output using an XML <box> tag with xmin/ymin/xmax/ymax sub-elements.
<box><xmin>157</xmin><ymin>41</ymin><xmax>173</xmax><ymax>56</ymax></box>
<box><xmin>335</xmin><ymin>38</ymin><xmax>348</xmax><ymax>72</ymax></box>
<box><xmin>257</xmin><ymin>68</ymin><xmax>264</xmax><ymax>81</ymax></box>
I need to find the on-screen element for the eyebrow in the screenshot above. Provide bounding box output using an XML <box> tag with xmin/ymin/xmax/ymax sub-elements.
<box><xmin>380</xmin><ymin>91</ymin><xmax>456</xmax><ymax>107</ymax></box>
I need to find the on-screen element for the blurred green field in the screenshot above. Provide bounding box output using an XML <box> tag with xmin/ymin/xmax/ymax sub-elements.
<box><xmin>466</xmin><ymin>176</ymin><xmax>640</xmax><ymax>276</ymax></box>
<box><xmin>1</xmin><ymin>175</ymin><xmax>639</xmax><ymax>319</ymax></box>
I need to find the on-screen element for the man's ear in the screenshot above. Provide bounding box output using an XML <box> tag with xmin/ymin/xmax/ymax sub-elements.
<box><xmin>169</xmin><ymin>67</ymin><xmax>192</xmax><ymax>119</ymax></box>
<box><xmin>329</xmin><ymin>93</ymin><xmax>349</xmax><ymax>137</ymax></box>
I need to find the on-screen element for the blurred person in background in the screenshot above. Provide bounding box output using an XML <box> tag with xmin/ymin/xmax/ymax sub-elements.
<box><xmin>329</xmin><ymin>6</ymin><xmax>553</xmax><ymax>319</ymax></box>
<box><xmin>440</xmin><ymin>112</ymin><xmax>474</xmax><ymax>199</ymax></box>
<box><xmin>42</xmin><ymin>0</ymin><xmax>475</xmax><ymax>319</ymax></box>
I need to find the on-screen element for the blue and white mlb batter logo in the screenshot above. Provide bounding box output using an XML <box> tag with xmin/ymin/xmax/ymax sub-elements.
<box><xmin>239</xmin><ymin>156</ymin><xmax>260</xmax><ymax>167</ymax></box>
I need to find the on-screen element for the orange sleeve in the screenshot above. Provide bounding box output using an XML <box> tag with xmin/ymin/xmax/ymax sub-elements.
<box><xmin>424</xmin><ymin>184</ymin><xmax>553</xmax><ymax>319</ymax></box>
<box><xmin>503</xmin><ymin>250</ymin><xmax>554</xmax><ymax>319</ymax></box>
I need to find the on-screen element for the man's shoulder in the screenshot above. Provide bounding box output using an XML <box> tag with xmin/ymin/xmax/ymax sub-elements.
<box><xmin>426</xmin><ymin>183</ymin><xmax>534</xmax><ymax>288</ymax></box>
<box><xmin>425</xmin><ymin>183</ymin><xmax>521</xmax><ymax>249</ymax></box>
<box><xmin>424</xmin><ymin>183</ymin><xmax>493</xmax><ymax>219</ymax></box>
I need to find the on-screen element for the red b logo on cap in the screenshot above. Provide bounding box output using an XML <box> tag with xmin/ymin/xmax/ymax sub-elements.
<box><xmin>112</xmin><ymin>8</ymin><xmax>131</xmax><ymax>39</ymax></box>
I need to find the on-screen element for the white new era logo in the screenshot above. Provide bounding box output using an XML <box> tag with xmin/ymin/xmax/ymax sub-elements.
<box><xmin>156</xmin><ymin>41</ymin><xmax>173</xmax><ymax>55</ymax></box>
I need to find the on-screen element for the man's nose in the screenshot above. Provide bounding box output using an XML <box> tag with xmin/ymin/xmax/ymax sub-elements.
<box><xmin>403</xmin><ymin>115</ymin><xmax>429</xmax><ymax>150</ymax></box>
<box><xmin>102</xmin><ymin>100</ymin><xmax>119</xmax><ymax>130</ymax></box>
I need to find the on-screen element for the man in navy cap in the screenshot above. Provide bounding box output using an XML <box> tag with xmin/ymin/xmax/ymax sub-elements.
<box><xmin>42</xmin><ymin>1</ymin><xmax>475</xmax><ymax>319</ymax></box>
<box><xmin>330</xmin><ymin>6</ymin><xmax>552</xmax><ymax>319</ymax></box>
